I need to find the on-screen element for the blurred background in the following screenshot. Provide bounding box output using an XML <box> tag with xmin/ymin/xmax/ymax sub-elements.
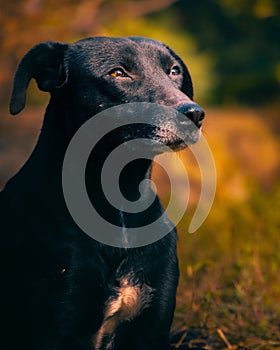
<box><xmin>0</xmin><ymin>0</ymin><xmax>280</xmax><ymax>348</ymax></box>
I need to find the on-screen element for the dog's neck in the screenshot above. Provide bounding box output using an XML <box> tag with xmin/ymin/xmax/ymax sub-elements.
<box><xmin>84</xmin><ymin>130</ymin><xmax>156</xmax><ymax>228</ymax></box>
<box><xmin>7</xmin><ymin>100</ymin><xmax>160</xmax><ymax>229</ymax></box>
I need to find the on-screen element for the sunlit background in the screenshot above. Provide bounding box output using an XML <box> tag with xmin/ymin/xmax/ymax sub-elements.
<box><xmin>0</xmin><ymin>0</ymin><xmax>280</xmax><ymax>348</ymax></box>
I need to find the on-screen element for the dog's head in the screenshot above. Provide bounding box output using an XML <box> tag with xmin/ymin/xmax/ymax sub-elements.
<box><xmin>10</xmin><ymin>36</ymin><xmax>204</xmax><ymax>150</ymax></box>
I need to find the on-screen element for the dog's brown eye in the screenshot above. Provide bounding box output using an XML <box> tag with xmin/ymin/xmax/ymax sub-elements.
<box><xmin>108</xmin><ymin>68</ymin><xmax>127</xmax><ymax>77</ymax></box>
<box><xmin>170</xmin><ymin>66</ymin><xmax>180</xmax><ymax>76</ymax></box>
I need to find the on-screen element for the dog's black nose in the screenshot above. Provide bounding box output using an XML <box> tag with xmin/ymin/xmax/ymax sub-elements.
<box><xmin>177</xmin><ymin>103</ymin><xmax>205</xmax><ymax>127</ymax></box>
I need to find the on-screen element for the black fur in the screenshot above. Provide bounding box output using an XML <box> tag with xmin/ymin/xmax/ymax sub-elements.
<box><xmin>0</xmin><ymin>36</ymin><xmax>204</xmax><ymax>350</ymax></box>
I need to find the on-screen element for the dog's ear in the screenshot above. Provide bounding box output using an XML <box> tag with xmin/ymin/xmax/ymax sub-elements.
<box><xmin>165</xmin><ymin>46</ymin><xmax>194</xmax><ymax>100</ymax></box>
<box><xmin>10</xmin><ymin>41</ymin><xmax>69</xmax><ymax>115</ymax></box>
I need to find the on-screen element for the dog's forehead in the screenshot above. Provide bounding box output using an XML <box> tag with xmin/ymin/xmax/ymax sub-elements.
<box><xmin>67</xmin><ymin>37</ymin><xmax>175</xmax><ymax>73</ymax></box>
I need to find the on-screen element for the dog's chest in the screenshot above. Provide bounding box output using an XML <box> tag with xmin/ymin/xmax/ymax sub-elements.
<box><xmin>92</xmin><ymin>272</ymin><xmax>153</xmax><ymax>350</ymax></box>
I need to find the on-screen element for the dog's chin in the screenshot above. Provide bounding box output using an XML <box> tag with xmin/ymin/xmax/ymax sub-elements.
<box><xmin>120</xmin><ymin>128</ymin><xmax>202</xmax><ymax>154</ymax></box>
<box><xmin>154</xmin><ymin>128</ymin><xmax>202</xmax><ymax>152</ymax></box>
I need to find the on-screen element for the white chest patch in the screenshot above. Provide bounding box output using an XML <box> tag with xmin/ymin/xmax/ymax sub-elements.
<box><xmin>93</xmin><ymin>275</ymin><xmax>154</xmax><ymax>350</ymax></box>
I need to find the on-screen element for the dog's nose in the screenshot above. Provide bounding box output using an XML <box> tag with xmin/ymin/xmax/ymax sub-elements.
<box><xmin>177</xmin><ymin>103</ymin><xmax>205</xmax><ymax>127</ymax></box>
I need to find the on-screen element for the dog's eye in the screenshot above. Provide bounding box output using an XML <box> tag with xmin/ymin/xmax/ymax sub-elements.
<box><xmin>108</xmin><ymin>68</ymin><xmax>127</xmax><ymax>78</ymax></box>
<box><xmin>170</xmin><ymin>66</ymin><xmax>181</xmax><ymax>76</ymax></box>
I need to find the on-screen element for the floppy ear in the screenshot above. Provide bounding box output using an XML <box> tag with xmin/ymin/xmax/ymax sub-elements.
<box><xmin>165</xmin><ymin>46</ymin><xmax>194</xmax><ymax>100</ymax></box>
<box><xmin>10</xmin><ymin>41</ymin><xmax>69</xmax><ymax>115</ymax></box>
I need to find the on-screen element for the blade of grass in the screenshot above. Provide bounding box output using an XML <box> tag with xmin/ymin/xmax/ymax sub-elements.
<box><xmin>217</xmin><ymin>328</ymin><xmax>232</xmax><ymax>349</ymax></box>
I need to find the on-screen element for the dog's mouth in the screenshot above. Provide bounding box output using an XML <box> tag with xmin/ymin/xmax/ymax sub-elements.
<box><xmin>151</xmin><ymin>126</ymin><xmax>201</xmax><ymax>152</ymax></box>
<box><xmin>153</xmin><ymin>132</ymin><xmax>187</xmax><ymax>151</ymax></box>
<box><xmin>118</xmin><ymin>122</ymin><xmax>201</xmax><ymax>153</ymax></box>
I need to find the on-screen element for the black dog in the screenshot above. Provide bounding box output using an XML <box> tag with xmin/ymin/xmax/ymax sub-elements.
<box><xmin>0</xmin><ymin>37</ymin><xmax>204</xmax><ymax>350</ymax></box>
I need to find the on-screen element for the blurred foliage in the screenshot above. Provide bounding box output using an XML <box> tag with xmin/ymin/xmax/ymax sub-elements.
<box><xmin>171</xmin><ymin>0</ymin><xmax>280</xmax><ymax>105</ymax></box>
<box><xmin>171</xmin><ymin>108</ymin><xmax>280</xmax><ymax>348</ymax></box>
<box><xmin>1</xmin><ymin>0</ymin><xmax>279</xmax><ymax>106</ymax></box>
<box><xmin>142</xmin><ymin>106</ymin><xmax>280</xmax><ymax>347</ymax></box>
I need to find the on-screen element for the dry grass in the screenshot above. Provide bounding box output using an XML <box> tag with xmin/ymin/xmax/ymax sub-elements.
<box><xmin>168</xmin><ymin>108</ymin><xmax>280</xmax><ymax>349</ymax></box>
